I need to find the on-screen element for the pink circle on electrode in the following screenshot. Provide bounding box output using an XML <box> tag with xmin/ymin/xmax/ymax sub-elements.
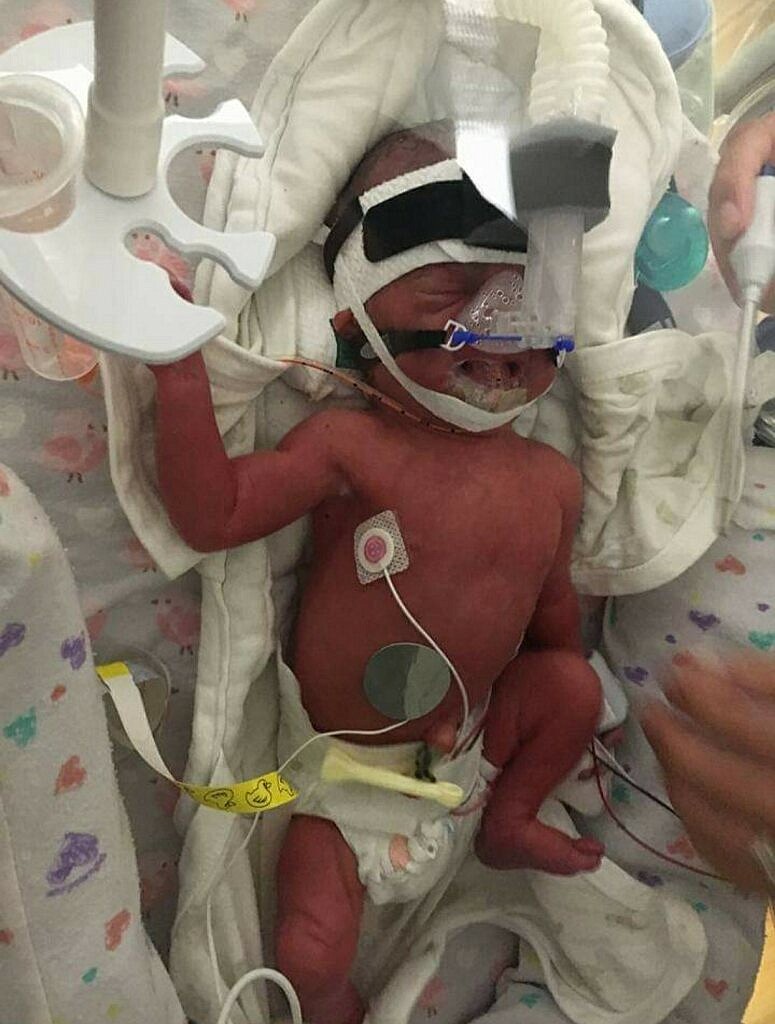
<box><xmin>364</xmin><ymin>535</ymin><xmax>388</xmax><ymax>564</ymax></box>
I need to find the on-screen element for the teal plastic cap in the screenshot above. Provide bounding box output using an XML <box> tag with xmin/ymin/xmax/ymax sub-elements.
<box><xmin>635</xmin><ymin>190</ymin><xmax>709</xmax><ymax>292</ymax></box>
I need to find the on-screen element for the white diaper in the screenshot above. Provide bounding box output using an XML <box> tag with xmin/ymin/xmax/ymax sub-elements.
<box><xmin>276</xmin><ymin>655</ymin><xmax>494</xmax><ymax>905</ymax></box>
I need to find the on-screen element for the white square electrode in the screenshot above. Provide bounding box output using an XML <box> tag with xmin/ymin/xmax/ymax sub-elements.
<box><xmin>354</xmin><ymin>510</ymin><xmax>410</xmax><ymax>585</ymax></box>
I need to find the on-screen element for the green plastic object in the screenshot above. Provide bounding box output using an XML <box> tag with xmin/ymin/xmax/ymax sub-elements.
<box><xmin>635</xmin><ymin>189</ymin><xmax>709</xmax><ymax>292</ymax></box>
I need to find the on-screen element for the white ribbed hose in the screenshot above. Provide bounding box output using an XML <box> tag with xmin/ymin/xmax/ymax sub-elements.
<box><xmin>495</xmin><ymin>0</ymin><xmax>610</xmax><ymax>126</ymax></box>
<box><xmin>445</xmin><ymin>0</ymin><xmax>610</xmax><ymax>128</ymax></box>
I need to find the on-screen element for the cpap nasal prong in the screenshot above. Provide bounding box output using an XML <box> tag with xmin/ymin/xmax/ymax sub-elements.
<box><xmin>441</xmin><ymin>320</ymin><xmax>471</xmax><ymax>350</ymax></box>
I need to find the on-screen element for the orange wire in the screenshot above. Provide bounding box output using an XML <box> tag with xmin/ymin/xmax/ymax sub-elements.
<box><xmin>278</xmin><ymin>356</ymin><xmax>463</xmax><ymax>435</ymax></box>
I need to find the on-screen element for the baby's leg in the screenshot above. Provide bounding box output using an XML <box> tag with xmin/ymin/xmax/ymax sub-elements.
<box><xmin>276</xmin><ymin>815</ymin><xmax>366</xmax><ymax>1024</ymax></box>
<box><xmin>477</xmin><ymin>649</ymin><xmax>604</xmax><ymax>875</ymax></box>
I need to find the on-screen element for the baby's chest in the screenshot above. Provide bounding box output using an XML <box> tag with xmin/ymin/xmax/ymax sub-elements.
<box><xmin>351</xmin><ymin>448</ymin><xmax>561</xmax><ymax>580</ymax></box>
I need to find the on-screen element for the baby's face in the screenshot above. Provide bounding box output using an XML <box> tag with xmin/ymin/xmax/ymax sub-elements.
<box><xmin>363</xmin><ymin>263</ymin><xmax>557</xmax><ymax>413</ymax></box>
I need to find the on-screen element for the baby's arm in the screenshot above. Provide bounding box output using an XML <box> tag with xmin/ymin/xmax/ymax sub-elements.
<box><xmin>150</xmin><ymin>352</ymin><xmax>346</xmax><ymax>552</ymax></box>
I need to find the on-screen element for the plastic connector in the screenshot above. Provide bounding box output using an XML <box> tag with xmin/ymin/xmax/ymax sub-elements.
<box><xmin>730</xmin><ymin>165</ymin><xmax>775</xmax><ymax>308</ymax></box>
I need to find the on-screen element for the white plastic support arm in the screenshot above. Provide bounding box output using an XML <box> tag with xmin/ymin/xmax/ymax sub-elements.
<box><xmin>0</xmin><ymin>25</ymin><xmax>276</xmax><ymax>363</ymax></box>
<box><xmin>86</xmin><ymin>0</ymin><xmax>167</xmax><ymax>198</ymax></box>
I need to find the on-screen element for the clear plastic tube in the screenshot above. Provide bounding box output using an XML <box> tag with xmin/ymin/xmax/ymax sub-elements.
<box><xmin>493</xmin><ymin>0</ymin><xmax>610</xmax><ymax>126</ymax></box>
<box><xmin>0</xmin><ymin>289</ymin><xmax>97</xmax><ymax>381</ymax></box>
<box><xmin>444</xmin><ymin>0</ymin><xmax>610</xmax><ymax>349</ymax></box>
<box><xmin>0</xmin><ymin>74</ymin><xmax>97</xmax><ymax>380</ymax></box>
<box><xmin>515</xmin><ymin>208</ymin><xmax>584</xmax><ymax>342</ymax></box>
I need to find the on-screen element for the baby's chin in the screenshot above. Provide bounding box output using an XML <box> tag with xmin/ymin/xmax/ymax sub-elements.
<box><xmin>373</xmin><ymin>350</ymin><xmax>553</xmax><ymax>415</ymax></box>
<box><xmin>444</xmin><ymin>374</ymin><xmax>530</xmax><ymax>412</ymax></box>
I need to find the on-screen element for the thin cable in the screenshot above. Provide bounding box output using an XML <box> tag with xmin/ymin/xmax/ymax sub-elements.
<box><xmin>590</xmin><ymin>743</ymin><xmax>727</xmax><ymax>883</ymax></box>
<box><xmin>217</xmin><ymin>968</ymin><xmax>303</xmax><ymax>1024</ymax></box>
<box><xmin>277</xmin><ymin>717</ymin><xmax>410</xmax><ymax>777</ymax></box>
<box><xmin>382</xmin><ymin>568</ymin><xmax>470</xmax><ymax>740</ymax></box>
<box><xmin>590</xmin><ymin>738</ymin><xmax>679</xmax><ymax>819</ymax></box>
<box><xmin>723</xmin><ymin>297</ymin><xmax>759</xmax><ymax>522</ymax></box>
<box><xmin>278</xmin><ymin>356</ymin><xmax>462</xmax><ymax>435</ymax></box>
<box><xmin>206</xmin><ymin>814</ymin><xmax>261</xmax><ymax>1005</ymax></box>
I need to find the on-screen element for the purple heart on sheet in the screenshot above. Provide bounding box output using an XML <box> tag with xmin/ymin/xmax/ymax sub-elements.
<box><xmin>0</xmin><ymin>623</ymin><xmax>25</xmax><ymax>657</ymax></box>
<box><xmin>664</xmin><ymin>634</ymin><xmax>677</xmax><ymax>644</ymax></box>
<box><xmin>60</xmin><ymin>633</ymin><xmax>86</xmax><ymax>671</ymax></box>
<box><xmin>689</xmin><ymin>610</ymin><xmax>720</xmax><ymax>632</ymax></box>
<box><xmin>46</xmin><ymin>832</ymin><xmax>106</xmax><ymax>896</ymax></box>
<box><xmin>637</xmin><ymin>870</ymin><xmax>664</xmax><ymax>888</ymax></box>
<box><xmin>758</xmin><ymin>603</ymin><xmax>770</xmax><ymax>612</ymax></box>
<box><xmin>624</xmin><ymin>665</ymin><xmax>648</xmax><ymax>685</ymax></box>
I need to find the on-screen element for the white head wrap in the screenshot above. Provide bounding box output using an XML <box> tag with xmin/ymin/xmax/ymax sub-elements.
<box><xmin>329</xmin><ymin>159</ymin><xmax>526</xmax><ymax>308</ymax></box>
<box><xmin>330</xmin><ymin>157</ymin><xmax>537</xmax><ymax>431</ymax></box>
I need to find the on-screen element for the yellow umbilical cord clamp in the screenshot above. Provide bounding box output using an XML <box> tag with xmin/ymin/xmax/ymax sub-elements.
<box><xmin>321</xmin><ymin>744</ymin><xmax>464</xmax><ymax>809</ymax></box>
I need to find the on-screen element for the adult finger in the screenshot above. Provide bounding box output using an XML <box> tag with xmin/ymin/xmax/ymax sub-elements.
<box><xmin>718</xmin><ymin>649</ymin><xmax>775</xmax><ymax>699</ymax></box>
<box><xmin>640</xmin><ymin>700</ymin><xmax>775</xmax><ymax>830</ymax></box>
<box><xmin>665</xmin><ymin>653</ymin><xmax>775</xmax><ymax>764</ymax></box>
<box><xmin>710</xmin><ymin>113</ymin><xmax>775</xmax><ymax>240</ymax></box>
<box><xmin>709</xmin><ymin>113</ymin><xmax>775</xmax><ymax>310</ymax></box>
<box><xmin>663</xmin><ymin>773</ymin><xmax>771</xmax><ymax>893</ymax></box>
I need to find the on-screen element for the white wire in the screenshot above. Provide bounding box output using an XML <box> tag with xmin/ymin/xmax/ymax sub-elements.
<box><xmin>723</xmin><ymin>296</ymin><xmax>759</xmax><ymax>521</ymax></box>
<box><xmin>381</xmin><ymin>568</ymin><xmax>470</xmax><ymax>741</ymax></box>
<box><xmin>277</xmin><ymin>717</ymin><xmax>409</xmax><ymax>777</ymax></box>
<box><xmin>206</xmin><ymin>813</ymin><xmax>261</xmax><ymax>1005</ymax></box>
<box><xmin>216</xmin><ymin>968</ymin><xmax>303</xmax><ymax>1024</ymax></box>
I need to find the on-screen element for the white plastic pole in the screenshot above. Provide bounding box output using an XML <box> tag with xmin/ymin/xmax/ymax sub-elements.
<box><xmin>84</xmin><ymin>0</ymin><xmax>167</xmax><ymax>198</ymax></box>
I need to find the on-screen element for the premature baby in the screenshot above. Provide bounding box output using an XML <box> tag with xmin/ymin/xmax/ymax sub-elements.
<box><xmin>150</xmin><ymin>125</ymin><xmax>603</xmax><ymax>1024</ymax></box>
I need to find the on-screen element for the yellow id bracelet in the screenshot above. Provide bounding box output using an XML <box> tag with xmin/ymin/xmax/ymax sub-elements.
<box><xmin>96</xmin><ymin>661</ymin><xmax>297</xmax><ymax>814</ymax></box>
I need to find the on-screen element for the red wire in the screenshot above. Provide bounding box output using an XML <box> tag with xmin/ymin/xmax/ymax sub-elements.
<box><xmin>590</xmin><ymin>743</ymin><xmax>727</xmax><ymax>883</ymax></box>
<box><xmin>278</xmin><ymin>356</ymin><xmax>463</xmax><ymax>435</ymax></box>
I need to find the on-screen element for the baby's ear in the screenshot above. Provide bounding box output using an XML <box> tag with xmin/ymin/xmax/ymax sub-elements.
<box><xmin>331</xmin><ymin>308</ymin><xmax>360</xmax><ymax>339</ymax></box>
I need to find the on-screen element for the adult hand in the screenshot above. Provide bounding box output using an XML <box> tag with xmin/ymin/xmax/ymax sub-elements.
<box><xmin>709</xmin><ymin>112</ymin><xmax>775</xmax><ymax>314</ymax></box>
<box><xmin>641</xmin><ymin>650</ymin><xmax>775</xmax><ymax>893</ymax></box>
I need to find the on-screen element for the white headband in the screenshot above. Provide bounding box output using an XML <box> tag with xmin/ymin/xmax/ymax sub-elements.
<box><xmin>331</xmin><ymin>159</ymin><xmax>527</xmax><ymax>309</ymax></box>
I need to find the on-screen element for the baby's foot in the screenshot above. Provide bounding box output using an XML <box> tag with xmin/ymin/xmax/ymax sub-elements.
<box><xmin>476</xmin><ymin>817</ymin><xmax>604</xmax><ymax>875</ymax></box>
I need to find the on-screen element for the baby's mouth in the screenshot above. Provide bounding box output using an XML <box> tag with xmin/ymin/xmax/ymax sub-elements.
<box><xmin>448</xmin><ymin>355</ymin><xmax>530</xmax><ymax>412</ymax></box>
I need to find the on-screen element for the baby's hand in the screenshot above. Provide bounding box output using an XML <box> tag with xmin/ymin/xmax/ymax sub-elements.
<box><xmin>169</xmin><ymin>276</ymin><xmax>193</xmax><ymax>303</ymax></box>
<box><xmin>642</xmin><ymin>650</ymin><xmax>775</xmax><ymax>892</ymax></box>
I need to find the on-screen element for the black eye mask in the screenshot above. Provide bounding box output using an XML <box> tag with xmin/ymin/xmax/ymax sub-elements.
<box><xmin>324</xmin><ymin>174</ymin><xmax>529</xmax><ymax>283</ymax></box>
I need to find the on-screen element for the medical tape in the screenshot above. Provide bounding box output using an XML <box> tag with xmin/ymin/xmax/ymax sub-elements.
<box><xmin>96</xmin><ymin>662</ymin><xmax>297</xmax><ymax>814</ymax></box>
